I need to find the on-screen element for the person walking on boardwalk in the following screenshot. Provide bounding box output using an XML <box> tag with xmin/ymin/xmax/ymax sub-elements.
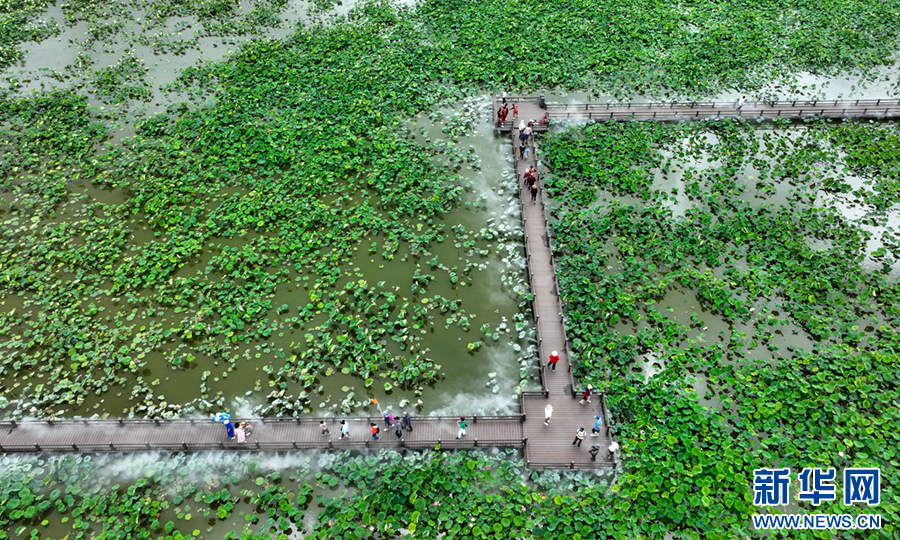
<box><xmin>737</xmin><ymin>96</ymin><xmax>745</xmax><ymax>111</ymax></box>
<box><xmin>339</xmin><ymin>419</ymin><xmax>350</xmax><ymax>439</ymax></box>
<box><xmin>530</xmin><ymin>182</ymin><xmax>538</xmax><ymax>203</ymax></box>
<box><xmin>579</xmin><ymin>384</ymin><xmax>593</xmax><ymax>405</ymax></box>
<box><xmin>591</xmin><ymin>415</ymin><xmax>603</xmax><ymax>437</ymax></box>
<box><xmin>607</xmin><ymin>440</ymin><xmax>620</xmax><ymax>461</ymax></box>
<box><xmin>497</xmin><ymin>107</ymin><xmax>504</xmax><ymax>126</ymax></box>
<box><xmin>320</xmin><ymin>420</ymin><xmax>330</xmax><ymax>436</ymax></box>
<box><xmin>513</xmin><ymin>104</ymin><xmax>518</xmax><ymax>120</ymax></box>
<box><xmin>394</xmin><ymin>420</ymin><xmax>404</xmax><ymax>440</ymax></box>
<box><xmin>240</xmin><ymin>422</ymin><xmax>253</xmax><ymax>437</ymax></box>
<box><xmin>456</xmin><ymin>417</ymin><xmax>467</xmax><ymax>439</ymax></box>
<box><xmin>544</xmin><ymin>404</ymin><xmax>553</xmax><ymax>426</ymax></box>
<box><xmin>383</xmin><ymin>410</ymin><xmax>392</xmax><ymax>428</ymax></box>
<box><xmin>548</xmin><ymin>350</ymin><xmax>559</xmax><ymax>372</ymax></box>
<box><xmin>224</xmin><ymin>419</ymin><xmax>235</xmax><ymax>440</ymax></box>
<box><xmin>572</xmin><ymin>427</ymin><xmax>586</xmax><ymax>447</ymax></box>
<box><xmin>523</xmin><ymin>167</ymin><xmax>535</xmax><ymax>187</ymax></box>
<box><xmin>501</xmin><ymin>91</ymin><xmax>507</xmax><ymax>105</ymax></box>
<box><xmin>589</xmin><ymin>443</ymin><xmax>601</xmax><ymax>462</ymax></box>
<box><xmin>235</xmin><ymin>425</ymin><xmax>246</xmax><ymax>443</ymax></box>
<box><xmin>370</xmin><ymin>422</ymin><xmax>380</xmax><ymax>440</ymax></box>
<box><xmin>524</xmin><ymin>143</ymin><xmax>530</xmax><ymax>160</ymax></box>
<box><xmin>402</xmin><ymin>411</ymin><xmax>413</xmax><ymax>432</ymax></box>
<box><xmin>519</xmin><ymin>141</ymin><xmax>527</xmax><ymax>160</ymax></box>
<box><xmin>523</xmin><ymin>124</ymin><xmax>533</xmax><ymax>144</ymax></box>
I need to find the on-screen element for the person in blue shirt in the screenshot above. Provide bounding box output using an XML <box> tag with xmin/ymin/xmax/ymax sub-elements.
<box><xmin>591</xmin><ymin>415</ymin><xmax>603</xmax><ymax>437</ymax></box>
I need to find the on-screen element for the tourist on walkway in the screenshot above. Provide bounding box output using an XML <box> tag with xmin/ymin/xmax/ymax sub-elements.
<box><xmin>395</xmin><ymin>420</ymin><xmax>404</xmax><ymax>439</ymax></box>
<box><xmin>240</xmin><ymin>422</ymin><xmax>253</xmax><ymax>437</ymax></box>
<box><xmin>607</xmin><ymin>440</ymin><xmax>620</xmax><ymax>461</ymax></box>
<box><xmin>572</xmin><ymin>427</ymin><xmax>586</xmax><ymax>447</ymax></box>
<box><xmin>589</xmin><ymin>443</ymin><xmax>601</xmax><ymax>462</ymax></box>
<box><xmin>497</xmin><ymin>108</ymin><xmax>504</xmax><ymax>126</ymax></box>
<box><xmin>224</xmin><ymin>419</ymin><xmax>235</xmax><ymax>440</ymax></box>
<box><xmin>548</xmin><ymin>350</ymin><xmax>559</xmax><ymax>371</ymax></box>
<box><xmin>737</xmin><ymin>96</ymin><xmax>745</xmax><ymax>111</ymax></box>
<box><xmin>501</xmin><ymin>105</ymin><xmax>509</xmax><ymax>122</ymax></box>
<box><xmin>523</xmin><ymin>167</ymin><xmax>535</xmax><ymax>186</ymax></box>
<box><xmin>591</xmin><ymin>415</ymin><xmax>603</xmax><ymax>437</ymax></box>
<box><xmin>519</xmin><ymin>142</ymin><xmax>527</xmax><ymax>160</ymax></box>
<box><xmin>402</xmin><ymin>411</ymin><xmax>413</xmax><ymax>432</ymax></box>
<box><xmin>370</xmin><ymin>422</ymin><xmax>380</xmax><ymax>440</ymax></box>
<box><xmin>456</xmin><ymin>417</ymin><xmax>467</xmax><ymax>439</ymax></box>
<box><xmin>530</xmin><ymin>183</ymin><xmax>538</xmax><ymax>203</ymax></box>
<box><xmin>383</xmin><ymin>410</ymin><xmax>392</xmax><ymax>428</ymax></box>
<box><xmin>235</xmin><ymin>425</ymin><xmax>246</xmax><ymax>443</ymax></box>
<box><xmin>523</xmin><ymin>125</ymin><xmax>532</xmax><ymax>144</ymax></box>
<box><xmin>524</xmin><ymin>144</ymin><xmax>530</xmax><ymax>160</ymax></box>
<box><xmin>540</xmin><ymin>112</ymin><xmax>549</xmax><ymax>126</ymax></box>
<box><xmin>501</xmin><ymin>91</ymin><xmax>507</xmax><ymax>105</ymax></box>
<box><xmin>579</xmin><ymin>384</ymin><xmax>593</xmax><ymax>405</ymax></box>
<box><xmin>513</xmin><ymin>104</ymin><xmax>518</xmax><ymax>119</ymax></box>
<box><xmin>339</xmin><ymin>419</ymin><xmax>349</xmax><ymax>439</ymax></box>
<box><xmin>320</xmin><ymin>420</ymin><xmax>330</xmax><ymax>436</ymax></box>
<box><xmin>544</xmin><ymin>404</ymin><xmax>553</xmax><ymax>426</ymax></box>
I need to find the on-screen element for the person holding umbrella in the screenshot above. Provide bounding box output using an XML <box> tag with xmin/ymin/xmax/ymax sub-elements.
<box><xmin>214</xmin><ymin>413</ymin><xmax>235</xmax><ymax>440</ymax></box>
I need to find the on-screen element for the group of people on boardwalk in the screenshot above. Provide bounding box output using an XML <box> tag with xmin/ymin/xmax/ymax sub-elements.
<box><xmin>542</xmin><ymin>350</ymin><xmax>619</xmax><ymax>463</ymax></box>
<box><xmin>222</xmin><ymin>417</ymin><xmax>254</xmax><ymax>443</ymax></box>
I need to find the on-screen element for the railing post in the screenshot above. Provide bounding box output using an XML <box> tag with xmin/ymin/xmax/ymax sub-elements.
<box><xmin>155</xmin><ymin>419</ymin><xmax>160</xmax><ymax>426</ymax></box>
<box><xmin>220</xmin><ymin>441</ymin><xmax>225</xmax><ymax>449</ymax></box>
<box><xmin>109</xmin><ymin>442</ymin><xmax>114</xmax><ymax>450</ymax></box>
<box><xmin>473</xmin><ymin>415</ymin><xmax>477</xmax><ymax>424</ymax></box>
<box><xmin>181</xmin><ymin>442</ymin><xmax>187</xmax><ymax>450</ymax></box>
<box><xmin>147</xmin><ymin>442</ymin><xmax>151</xmax><ymax>450</ymax></box>
<box><xmin>570</xmin><ymin>461</ymin><xmax>575</xmax><ymax>469</ymax></box>
<box><xmin>256</xmin><ymin>441</ymin><xmax>260</xmax><ymax>450</ymax></box>
<box><xmin>474</xmin><ymin>438</ymin><xmax>478</xmax><ymax>447</ymax></box>
<box><xmin>522</xmin><ymin>437</ymin><xmax>527</xmax><ymax>447</ymax></box>
<box><xmin>46</xmin><ymin>419</ymin><xmax>53</xmax><ymax>426</ymax></box>
<box><xmin>82</xmin><ymin>419</ymin><xmax>88</xmax><ymax>426</ymax></box>
<box><xmin>35</xmin><ymin>444</ymin><xmax>41</xmax><ymax>451</ymax></box>
<box><xmin>521</xmin><ymin>413</ymin><xmax>526</xmax><ymax>422</ymax></box>
<box><xmin>292</xmin><ymin>440</ymin><xmax>297</xmax><ymax>449</ymax></box>
<box><xmin>72</xmin><ymin>444</ymin><xmax>78</xmax><ymax>451</ymax></box>
<box><xmin>119</xmin><ymin>419</ymin><xmax>124</xmax><ymax>426</ymax></box>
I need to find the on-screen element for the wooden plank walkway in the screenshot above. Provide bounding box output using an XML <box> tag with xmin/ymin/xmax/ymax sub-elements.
<box><xmin>508</xmin><ymin>99</ymin><xmax>615</xmax><ymax>469</ymax></box>
<box><xmin>500</xmin><ymin>95</ymin><xmax>900</xmax><ymax>122</ymax></box>
<box><xmin>551</xmin><ymin>98</ymin><xmax>900</xmax><ymax>121</ymax></box>
<box><xmin>0</xmin><ymin>416</ymin><xmax>524</xmax><ymax>452</ymax></box>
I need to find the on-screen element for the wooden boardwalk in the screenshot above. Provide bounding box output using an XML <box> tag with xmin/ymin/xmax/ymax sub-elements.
<box><xmin>0</xmin><ymin>97</ymin><xmax>620</xmax><ymax>470</ymax></box>
<box><xmin>507</xmin><ymin>99</ymin><xmax>614</xmax><ymax>469</ymax></box>
<box><xmin>0</xmin><ymin>416</ymin><xmax>524</xmax><ymax>452</ymax></box>
<box><xmin>501</xmin><ymin>95</ymin><xmax>900</xmax><ymax>122</ymax></box>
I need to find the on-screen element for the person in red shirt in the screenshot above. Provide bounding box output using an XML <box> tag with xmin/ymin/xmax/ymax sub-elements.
<box><xmin>548</xmin><ymin>350</ymin><xmax>560</xmax><ymax>372</ymax></box>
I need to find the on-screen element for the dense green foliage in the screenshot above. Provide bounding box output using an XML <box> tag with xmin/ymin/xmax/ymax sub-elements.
<box><xmin>0</xmin><ymin>452</ymin><xmax>313</xmax><ymax>539</ymax></box>
<box><xmin>2</xmin><ymin>0</ymin><xmax>900</xmax><ymax>537</ymax></box>
<box><xmin>543</xmin><ymin>118</ymin><xmax>899</xmax><ymax>538</ymax></box>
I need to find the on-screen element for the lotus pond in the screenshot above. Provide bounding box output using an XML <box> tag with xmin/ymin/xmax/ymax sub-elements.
<box><xmin>2</xmin><ymin>0</ymin><xmax>900</xmax><ymax>537</ymax></box>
